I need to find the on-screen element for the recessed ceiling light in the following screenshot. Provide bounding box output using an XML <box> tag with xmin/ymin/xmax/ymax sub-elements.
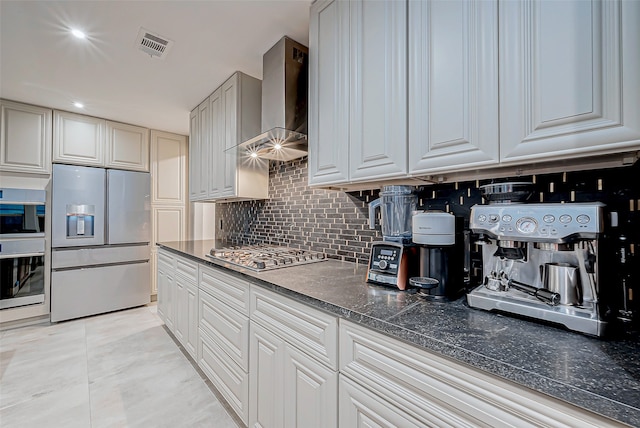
<box><xmin>71</xmin><ymin>29</ymin><xmax>86</xmax><ymax>39</ymax></box>
<box><xmin>74</xmin><ymin>102</ymin><xmax>84</xmax><ymax>108</ymax></box>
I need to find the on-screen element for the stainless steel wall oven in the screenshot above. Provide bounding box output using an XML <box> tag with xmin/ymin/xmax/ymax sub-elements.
<box><xmin>0</xmin><ymin>188</ymin><xmax>46</xmax><ymax>309</ymax></box>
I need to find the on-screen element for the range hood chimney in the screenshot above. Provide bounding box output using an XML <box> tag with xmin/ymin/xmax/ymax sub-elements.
<box><xmin>235</xmin><ymin>36</ymin><xmax>309</xmax><ymax>161</ymax></box>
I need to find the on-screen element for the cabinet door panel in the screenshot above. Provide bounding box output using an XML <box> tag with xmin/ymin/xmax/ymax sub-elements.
<box><xmin>283</xmin><ymin>344</ymin><xmax>337</xmax><ymax>428</ymax></box>
<box><xmin>339</xmin><ymin>376</ymin><xmax>427</xmax><ymax>428</ymax></box>
<box><xmin>221</xmin><ymin>76</ymin><xmax>238</xmax><ymax>197</ymax></box>
<box><xmin>199</xmin><ymin>288</ymin><xmax>249</xmax><ymax>371</ymax></box>
<box><xmin>174</xmin><ymin>276</ymin><xmax>187</xmax><ymax>344</ymax></box>
<box><xmin>199</xmin><ymin>328</ymin><xmax>249</xmax><ymax>424</ymax></box>
<box><xmin>185</xmin><ymin>282</ymin><xmax>198</xmax><ymax>359</ymax></box>
<box><xmin>308</xmin><ymin>0</ymin><xmax>350</xmax><ymax>186</ymax></box>
<box><xmin>189</xmin><ymin>107</ymin><xmax>201</xmax><ymax>201</ymax></box>
<box><xmin>408</xmin><ymin>0</ymin><xmax>499</xmax><ymax>174</ymax></box>
<box><xmin>150</xmin><ymin>130</ymin><xmax>187</xmax><ymax>204</ymax></box>
<box><xmin>349</xmin><ymin>0</ymin><xmax>407</xmax><ymax>181</ymax></box>
<box><xmin>500</xmin><ymin>0</ymin><xmax>640</xmax><ymax>162</ymax></box>
<box><xmin>152</xmin><ymin>206</ymin><xmax>186</xmax><ymax>245</ymax></box>
<box><xmin>197</xmin><ymin>100</ymin><xmax>210</xmax><ymax>198</ymax></box>
<box><xmin>53</xmin><ymin>110</ymin><xmax>104</xmax><ymax>166</ymax></box>
<box><xmin>208</xmin><ymin>88</ymin><xmax>223</xmax><ymax>198</ymax></box>
<box><xmin>105</xmin><ymin>121</ymin><xmax>149</xmax><ymax>171</ymax></box>
<box><xmin>249</xmin><ymin>323</ymin><xmax>283</xmax><ymax>428</ymax></box>
<box><xmin>0</xmin><ymin>100</ymin><xmax>52</xmax><ymax>174</ymax></box>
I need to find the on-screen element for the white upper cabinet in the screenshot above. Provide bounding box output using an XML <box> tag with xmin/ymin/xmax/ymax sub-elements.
<box><xmin>0</xmin><ymin>99</ymin><xmax>52</xmax><ymax>175</ymax></box>
<box><xmin>189</xmin><ymin>72</ymin><xmax>266</xmax><ymax>202</ymax></box>
<box><xmin>309</xmin><ymin>0</ymin><xmax>407</xmax><ymax>186</ymax></box>
<box><xmin>189</xmin><ymin>99</ymin><xmax>209</xmax><ymax>201</ymax></box>
<box><xmin>150</xmin><ymin>130</ymin><xmax>188</xmax><ymax>205</ymax></box>
<box><xmin>408</xmin><ymin>0</ymin><xmax>500</xmax><ymax>174</ymax></box>
<box><xmin>348</xmin><ymin>0</ymin><xmax>407</xmax><ymax>182</ymax></box>
<box><xmin>188</xmin><ymin>106</ymin><xmax>202</xmax><ymax>200</ymax></box>
<box><xmin>499</xmin><ymin>0</ymin><xmax>640</xmax><ymax>163</ymax></box>
<box><xmin>208</xmin><ymin>88</ymin><xmax>223</xmax><ymax>198</ymax></box>
<box><xmin>53</xmin><ymin>110</ymin><xmax>150</xmax><ymax>170</ymax></box>
<box><xmin>53</xmin><ymin>110</ymin><xmax>105</xmax><ymax>167</ymax></box>
<box><xmin>105</xmin><ymin>120</ymin><xmax>149</xmax><ymax>172</ymax></box>
<box><xmin>308</xmin><ymin>0</ymin><xmax>350</xmax><ymax>186</ymax></box>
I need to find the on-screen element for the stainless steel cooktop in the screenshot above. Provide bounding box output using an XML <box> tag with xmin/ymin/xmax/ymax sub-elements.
<box><xmin>206</xmin><ymin>245</ymin><xmax>326</xmax><ymax>271</ymax></box>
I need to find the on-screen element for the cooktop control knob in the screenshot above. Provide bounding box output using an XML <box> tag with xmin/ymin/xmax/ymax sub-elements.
<box><xmin>378</xmin><ymin>259</ymin><xmax>388</xmax><ymax>270</ymax></box>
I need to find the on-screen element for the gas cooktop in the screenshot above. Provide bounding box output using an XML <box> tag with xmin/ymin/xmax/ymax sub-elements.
<box><xmin>206</xmin><ymin>245</ymin><xmax>326</xmax><ymax>271</ymax></box>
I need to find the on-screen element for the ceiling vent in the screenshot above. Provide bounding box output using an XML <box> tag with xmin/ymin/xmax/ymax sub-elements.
<box><xmin>136</xmin><ymin>28</ymin><xmax>173</xmax><ymax>59</ymax></box>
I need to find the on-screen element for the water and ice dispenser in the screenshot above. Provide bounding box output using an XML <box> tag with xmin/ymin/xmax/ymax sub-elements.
<box><xmin>66</xmin><ymin>204</ymin><xmax>95</xmax><ymax>238</ymax></box>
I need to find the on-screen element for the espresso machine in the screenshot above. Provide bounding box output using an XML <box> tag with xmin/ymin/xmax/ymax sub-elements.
<box><xmin>411</xmin><ymin>211</ymin><xmax>465</xmax><ymax>299</ymax></box>
<box><xmin>366</xmin><ymin>185</ymin><xmax>418</xmax><ymax>290</ymax></box>
<box><xmin>467</xmin><ymin>202</ymin><xmax>608</xmax><ymax>336</ymax></box>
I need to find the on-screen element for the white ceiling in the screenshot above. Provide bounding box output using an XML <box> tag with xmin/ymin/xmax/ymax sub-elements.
<box><xmin>0</xmin><ymin>0</ymin><xmax>311</xmax><ymax>136</ymax></box>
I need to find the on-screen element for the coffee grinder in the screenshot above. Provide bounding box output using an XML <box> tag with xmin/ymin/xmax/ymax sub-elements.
<box><xmin>411</xmin><ymin>211</ymin><xmax>465</xmax><ymax>299</ymax></box>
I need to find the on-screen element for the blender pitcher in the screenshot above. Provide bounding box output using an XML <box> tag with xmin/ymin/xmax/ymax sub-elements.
<box><xmin>369</xmin><ymin>185</ymin><xmax>417</xmax><ymax>243</ymax></box>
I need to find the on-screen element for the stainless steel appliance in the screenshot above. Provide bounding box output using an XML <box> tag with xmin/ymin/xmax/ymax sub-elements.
<box><xmin>0</xmin><ymin>188</ymin><xmax>46</xmax><ymax>309</ymax></box>
<box><xmin>368</xmin><ymin>185</ymin><xmax>417</xmax><ymax>243</ymax></box>
<box><xmin>238</xmin><ymin>36</ymin><xmax>309</xmax><ymax>161</ymax></box>
<box><xmin>0</xmin><ymin>188</ymin><xmax>46</xmax><ymax>238</ymax></box>
<box><xmin>411</xmin><ymin>211</ymin><xmax>465</xmax><ymax>300</ymax></box>
<box><xmin>467</xmin><ymin>202</ymin><xmax>606</xmax><ymax>336</ymax></box>
<box><xmin>50</xmin><ymin>164</ymin><xmax>150</xmax><ymax>322</ymax></box>
<box><xmin>206</xmin><ymin>245</ymin><xmax>326</xmax><ymax>271</ymax></box>
<box><xmin>367</xmin><ymin>186</ymin><xmax>419</xmax><ymax>289</ymax></box>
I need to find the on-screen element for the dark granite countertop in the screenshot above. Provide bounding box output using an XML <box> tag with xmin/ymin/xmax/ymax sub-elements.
<box><xmin>158</xmin><ymin>240</ymin><xmax>640</xmax><ymax>427</ymax></box>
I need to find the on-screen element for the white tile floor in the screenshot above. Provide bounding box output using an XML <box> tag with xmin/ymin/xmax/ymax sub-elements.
<box><xmin>0</xmin><ymin>305</ymin><xmax>239</xmax><ymax>428</ymax></box>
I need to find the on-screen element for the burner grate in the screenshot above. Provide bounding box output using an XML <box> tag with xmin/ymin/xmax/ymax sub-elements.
<box><xmin>206</xmin><ymin>245</ymin><xmax>326</xmax><ymax>271</ymax></box>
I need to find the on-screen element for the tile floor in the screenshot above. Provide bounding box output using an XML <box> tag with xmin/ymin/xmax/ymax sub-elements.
<box><xmin>0</xmin><ymin>305</ymin><xmax>240</xmax><ymax>428</ymax></box>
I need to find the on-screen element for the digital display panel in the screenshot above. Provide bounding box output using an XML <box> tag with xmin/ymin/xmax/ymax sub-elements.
<box><xmin>380</xmin><ymin>249</ymin><xmax>394</xmax><ymax>256</ymax></box>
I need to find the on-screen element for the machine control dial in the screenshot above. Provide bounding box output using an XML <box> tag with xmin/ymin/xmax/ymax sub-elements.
<box><xmin>543</xmin><ymin>214</ymin><xmax>555</xmax><ymax>223</ymax></box>
<box><xmin>478</xmin><ymin>214</ymin><xmax>487</xmax><ymax>222</ymax></box>
<box><xmin>516</xmin><ymin>217</ymin><xmax>538</xmax><ymax>234</ymax></box>
<box><xmin>502</xmin><ymin>215</ymin><xmax>512</xmax><ymax>222</ymax></box>
<box><xmin>489</xmin><ymin>214</ymin><xmax>499</xmax><ymax>223</ymax></box>
<box><xmin>378</xmin><ymin>259</ymin><xmax>388</xmax><ymax>270</ymax></box>
<box><xmin>559</xmin><ymin>214</ymin><xmax>572</xmax><ymax>224</ymax></box>
<box><xmin>577</xmin><ymin>214</ymin><xmax>590</xmax><ymax>224</ymax></box>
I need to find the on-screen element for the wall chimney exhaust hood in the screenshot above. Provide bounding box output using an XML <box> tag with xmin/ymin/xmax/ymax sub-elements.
<box><xmin>230</xmin><ymin>37</ymin><xmax>308</xmax><ymax>161</ymax></box>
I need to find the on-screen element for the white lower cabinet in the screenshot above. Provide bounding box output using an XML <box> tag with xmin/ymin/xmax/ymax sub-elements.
<box><xmin>249</xmin><ymin>287</ymin><xmax>339</xmax><ymax>428</ymax></box>
<box><xmin>155</xmin><ymin>255</ymin><xmax>625</xmax><ymax>428</ymax></box>
<box><xmin>339</xmin><ymin>375</ymin><xmax>425</xmax><ymax>428</ymax></box>
<box><xmin>197</xmin><ymin>264</ymin><xmax>250</xmax><ymax>425</ymax></box>
<box><xmin>339</xmin><ymin>320</ymin><xmax>623</xmax><ymax>428</ymax></box>
<box><xmin>156</xmin><ymin>249</ymin><xmax>198</xmax><ymax>359</ymax></box>
<box><xmin>156</xmin><ymin>253</ymin><xmax>175</xmax><ymax>332</ymax></box>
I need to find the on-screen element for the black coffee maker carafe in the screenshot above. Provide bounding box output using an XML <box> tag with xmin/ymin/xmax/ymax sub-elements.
<box><xmin>411</xmin><ymin>211</ymin><xmax>464</xmax><ymax>300</ymax></box>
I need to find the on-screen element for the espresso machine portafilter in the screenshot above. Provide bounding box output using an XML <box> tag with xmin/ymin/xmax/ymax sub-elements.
<box><xmin>467</xmin><ymin>202</ymin><xmax>607</xmax><ymax>336</ymax></box>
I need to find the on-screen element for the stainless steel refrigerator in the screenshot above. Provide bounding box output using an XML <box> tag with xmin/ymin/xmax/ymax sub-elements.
<box><xmin>50</xmin><ymin>164</ymin><xmax>150</xmax><ymax>322</ymax></box>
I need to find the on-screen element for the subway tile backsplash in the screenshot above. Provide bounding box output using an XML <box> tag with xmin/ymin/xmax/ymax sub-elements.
<box><xmin>215</xmin><ymin>157</ymin><xmax>640</xmax><ymax>265</ymax></box>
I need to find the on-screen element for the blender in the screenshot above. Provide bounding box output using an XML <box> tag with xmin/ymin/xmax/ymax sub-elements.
<box><xmin>366</xmin><ymin>186</ymin><xmax>418</xmax><ymax>289</ymax></box>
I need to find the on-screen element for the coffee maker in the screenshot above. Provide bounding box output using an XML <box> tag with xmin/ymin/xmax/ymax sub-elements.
<box><xmin>467</xmin><ymin>202</ymin><xmax>607</xmax><ymax>336</ymax></box>
<box><xmin>411</xmin><ymin>211</ymin><xmax>465</xmax><ymax>299</ymax></box>
<box><xmin>366</xmin><ymin>186</ymin><xmax>418</xmax><ymax>290</ymax></box>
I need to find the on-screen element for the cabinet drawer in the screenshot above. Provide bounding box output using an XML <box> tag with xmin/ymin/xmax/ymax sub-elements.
<box><xmin>250</xmin><ymin>287</ymin><xmax>338</xmax><ymax>370</ymax></box>
<box><xmin>175</xmin><ymin>255</ymin><xmax>197</xmax><ymax>281</ymax></box>
<box><xmin>199</xmin><ymin>287</ymin><xmax>249</xmax><ymax>371</ymax></box>
<box><xmin>157</xmin><ymin>249</ymin><xmax>176</xmax><ymax>269</ymax></box>
<box><xmin>198</xmin><ymin>328</ymin><xmax>248</xmax><ymax>425</ymax></box>
<box><xmin>199</xmin><ymin>265</ymin><xmax>250</xmax><ymax>316</ymax></box>
<box><xmin>340</xmin><ymin>321</ymin><xmax>621</xmax><ymax>428</ymax></box>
